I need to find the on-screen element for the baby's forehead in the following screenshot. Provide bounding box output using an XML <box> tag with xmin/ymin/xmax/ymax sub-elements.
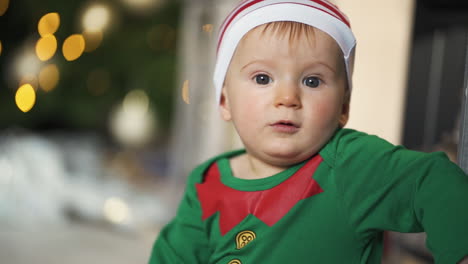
<box><xmin>240</xmin><ymin>22</ymin><xmax>343</xmax><ymax>56</ymax></box>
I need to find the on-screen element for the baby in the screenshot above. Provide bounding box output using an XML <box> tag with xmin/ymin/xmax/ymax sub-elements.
<box><xmin>149</xmin><ymin>0</ymin><xmax>468</xmax><ymax>263</ymax></box>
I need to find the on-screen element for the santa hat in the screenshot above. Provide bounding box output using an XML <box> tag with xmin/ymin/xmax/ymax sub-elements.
<box><xmin>213</xmin><ymin>0</ymin><xmax>356</xmax><ymax>103</ymax></box>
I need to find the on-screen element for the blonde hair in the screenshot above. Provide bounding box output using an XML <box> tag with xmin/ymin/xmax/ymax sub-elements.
<box><xmin>262</xmin><ymin>21</ymin><xmax>317</xmax><ymax>45</ymax></box>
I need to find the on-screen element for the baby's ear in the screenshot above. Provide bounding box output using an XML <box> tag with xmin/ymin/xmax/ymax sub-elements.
<box><xmin>219</xmin><ymin>87</ymin><xmax>232</xmax><ymax>121</ymax></box>
<box><xmin>339</xmin><ymin>103</ymin><xmax>350</xmax><ymax>127</ymax></box>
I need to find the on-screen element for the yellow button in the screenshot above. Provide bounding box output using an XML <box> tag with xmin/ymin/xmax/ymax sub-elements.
<box><xmin>236</xmin><ymin>230</ymin><xmax>256</xmax><ymax>249</ymax></box>
<box><xmin>228</xmin><ymin>259</ymin><xmax>242</xmax><ymax>264</ymax></box>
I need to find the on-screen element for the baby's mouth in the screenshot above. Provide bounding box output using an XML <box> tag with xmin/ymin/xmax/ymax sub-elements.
<box><xmin>272</xmin><ymin>120</ymin><xmax>299</xmax><ymax>126</ymax></box>
<box><xmin>270</xmin><ymin>120</ymin><xmax>300</xmax><ymax>133</ymax></box>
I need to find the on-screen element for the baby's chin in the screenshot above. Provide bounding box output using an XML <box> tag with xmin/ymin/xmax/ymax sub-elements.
<box><xmin>255</xmin><ymin>147</ymin><xmax>320</xmax><ymax>167</ymax></box>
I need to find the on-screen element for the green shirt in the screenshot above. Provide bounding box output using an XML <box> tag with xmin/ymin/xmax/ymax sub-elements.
<box><xmin>149</xmin><ymin>128</ymin><xmax>468</xmax><ymax>263</ymax></box>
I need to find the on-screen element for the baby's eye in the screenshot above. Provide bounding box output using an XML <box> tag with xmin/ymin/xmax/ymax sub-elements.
<box><xmin>303</xmin><ymin>76</ymin><xmax>321</xmax><ymax>88</ymax></box>
<box><xmin>254</xmin><ymin>74</ymin><xmax>272</xmax><ymax>85</ymax></box>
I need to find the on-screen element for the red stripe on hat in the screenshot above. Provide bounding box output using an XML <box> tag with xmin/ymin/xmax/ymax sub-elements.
<box><xmin>312</xmin><ymin>0</ymin><xmax>349</xmax><ymax>26</ymax></box>
<box><xmin>223</xmin><ymin>0</ymin><xmax>349</xmax><ymax>32</ymax></box>
<box><xmin>217</xmin><ymin>0</ymin><xmax>350</xmax><ymax>53</ymax></box>
<box><xmin>218</xmin><ymin>0</ymin><xmax>264</xmax><ymax>43</ymax></box>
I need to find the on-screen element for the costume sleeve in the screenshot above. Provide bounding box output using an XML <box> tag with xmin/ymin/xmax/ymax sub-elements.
<box><xmin>333</xmin><ymin>131</ymin><xmax>468</xmax><ymax>264</ymax></box>
<box><xmin>413</xmin><ymin>156</ymin><xmax>468</xmax><ymax>263</ymax></box>
<box><xmin>148</xmin><ymin>168</ymin><xmax>210</xmax><ymax>264</ymax></box>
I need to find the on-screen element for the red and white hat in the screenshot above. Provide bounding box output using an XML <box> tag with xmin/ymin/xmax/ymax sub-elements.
<box><xmin>213</xmin><ymin>0</ymin><xmax>356</xmax><ymax>103</ymax></box>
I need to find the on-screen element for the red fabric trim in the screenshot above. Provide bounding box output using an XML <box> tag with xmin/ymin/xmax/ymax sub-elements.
<box><xmin>196</xmin><ymin>155</ymin><xmax>324</xmax><ymax>235</ymax></box>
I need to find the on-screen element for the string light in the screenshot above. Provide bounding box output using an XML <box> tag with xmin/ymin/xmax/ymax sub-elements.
<box><xmin>110</xmin><ymin>90</ymin><xmax>156</xmax><ymax>147</ymax></box>
<box><xmin>35</xmin><ymin>34</ymin><xmax>57</xmax><ymax>61</ymax></box>
<box><xmin>15</xmin><ymin>49</ymin><xmax>41</xmax><ymax>80</ymax></box>
<box><xmin>62</xmin><ymin>34</ymin><xmax>85</xmax><ymax>61</ymax></box>
<box><xmin>103</xmin><ymin>197</ymin><xmax>130</xmax><ymax>224</ymax></box>
<box><xmin>38</xmin><ymin>12</ymin><xmax>60</xmax><ymax>37</ymax></box>
<box><xmin>39</xmin><ymin>64</ymin><xmax>60</xmax><ymax>92</ymax></box>
<box><xmin>82</xmin><ymin>5</ymin><xmax>111</xmax><ymax>32</ymax></box>
<box><xmin>15</xmin><ymin>84</ymin><xmax>36</xmax><ymax>113</ymax></box>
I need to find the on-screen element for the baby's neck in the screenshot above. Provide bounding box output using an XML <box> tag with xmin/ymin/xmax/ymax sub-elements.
<box><xmin>230</xmin><ymin>153</ymin><xmax>289</xmax><ymax>180</ymax></box>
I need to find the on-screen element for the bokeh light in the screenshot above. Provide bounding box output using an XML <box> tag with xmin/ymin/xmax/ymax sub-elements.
<box><xmin>83</xmin><ymin>30</ymin><xmax>103</xmax><ymax>52</ymax></box>
<box><xmin>62</xmin><ymin>34</ymin><xmax>85</xmax><ymax>61</ymax></box>
<box><xmin>202</xmin><ymin>24</ymin><xmax>213</xmax><ymax>34</ymax></box>
<box><xmin>15</xmin><ymin>84</ymin><xmax>36</xmax><ymax>113</ymax></box>
<box><xmin>38</xmin><ymin>12</ymin><xmax>60</xmax><ymax>37</ymax></box>
<box><xmin>82</xmin><ymin>5</ymin><xmax>110</xmax><ymax>32</ymax></box>
<box><xmin>0</xmin><ymin>0</ymin><xmax>9</xmax><ymax>16</ymax></box>
<box><xmin>103</xmin><ymin>197</ymin><xmax>130</xmax><ymax>224</ymax></box>
<box><xmin>35</xmin><ymin>34</ymin><xmax>57</xmax><ymax>61</ymax></box>
<box><xmin>182</xmin><ymin>80</ymin><xmax>190</xmax><ymax>104</ymax></box>
<box><xmin>123</xmin><ymin>89</ymin><xmax>149</xmax><ymax>114</ymax></box>
<box><xmin>0</xmin><ymin>40</ymin><xmax>2</xmax><ymax>56</ymax></box>
<box><xmin>39</xmin><ymin>64</ymin><xmax>60</xmax><ymax>92</ymax></box>
<box><xmin>15</xmin><ymin>50</ymin><xmax>41</xmax><ymax>80</ymax></box>
<box><xmin>120</xmin><ymin>0</ymin><xmax>164</xmax><ymax>14</ymax></box>
<box><xmin>87</xmin><ymin>68</ymin><xmax>110</xmax><ymax>95</ymax></box>
<box><xmin>110</xmin><ymin>90</ymin><xmax>156</xmax><ymax>147</ymax></box>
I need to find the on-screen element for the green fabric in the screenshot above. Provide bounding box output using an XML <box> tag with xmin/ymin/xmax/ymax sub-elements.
<box><xmin>149</xmin><ymin>128</ymin><xmax>468</xmax><ymax>264</ymax></box>
<box><xmin>217</xmin><ymin>153</ymin><xmax>307</xmax><ymax>191</ymax></box>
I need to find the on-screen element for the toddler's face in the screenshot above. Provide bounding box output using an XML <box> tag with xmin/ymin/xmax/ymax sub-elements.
<box><xmin>220</xmin><ymin>24</ymin><xmax>349</xmax><ymax>167</ymax></box>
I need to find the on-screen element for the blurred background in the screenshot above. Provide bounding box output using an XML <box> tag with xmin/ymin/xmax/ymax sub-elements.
<box><xmin>0</xmin><ymin>0</ymin><xmax>467</xmax><ymax>263</ymax></box>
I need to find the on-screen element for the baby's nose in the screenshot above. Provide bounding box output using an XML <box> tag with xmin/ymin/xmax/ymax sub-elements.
<box><xmin>274</xmin><ymin>83</ymin><xmax>301</xmax><ymax>109</ymax></box>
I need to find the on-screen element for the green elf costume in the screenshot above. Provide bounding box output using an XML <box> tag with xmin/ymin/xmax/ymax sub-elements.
<box><xmin>150</xmin><ymin>129</ymin><xmax>468</xmax><ymax>263</ymax></box>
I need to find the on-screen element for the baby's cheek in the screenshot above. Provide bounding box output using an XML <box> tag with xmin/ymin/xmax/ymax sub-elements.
<box><xmin>311</xmin><ymin>101</ymin><xmax>342</xmax><ymax>126</ymax></box>
<box><xmin>233</xmin><ymin>100</ymin><xmax>261</xmax><ymax>125</ymax></box>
